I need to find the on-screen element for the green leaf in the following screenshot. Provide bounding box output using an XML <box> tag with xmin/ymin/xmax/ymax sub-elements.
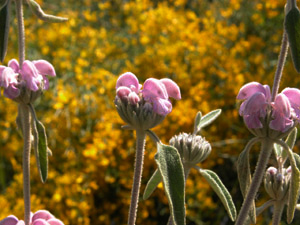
<box><xmin>282</xmin><ymin>128</ymin><xmax>298</xmax><ymax>162</ymax></box>
<box><xmin>143</xmin><ymin>169</ymin><xmax>162</xmax><ymax>200</ymax></box>
<box><xmin>0</xmin><ymin>0</ymin><xmax>8</xmax><ymax>11</ymax></box>
<box><xmin>273</xmin><ymin>143</ymin><xmax>282</xmax><ymax>159</ymax></box>
<box><xmin>0</xmin><ymin>1</ymin><xmax>10</xmax><ymax>62</ymax></box>
<box><xmin>34</xmin><ymin>119</ymin><xmax>49</xmax><ymax>183</ymax></box>
<box><xmin>285</xmin><ymin>6</ymin><xmax>300</xmax><ymax>73</ymax></box>
<box><xmin>237</xmin><ymin>142</ymin><xmax>256</xmax><ymax>224</ymax></box>
<box><xmin>155</xmin><ymin>143</ymin><xmax>185</xmax><ymax>225</ymax></box>
<box><xmin>198</xmin><ymin>109</ymin><xmax>221</xmax><ymax>131</ymax></box>
<box><xmin>28</xmin><ymin>0</ymin><xmax>68</xmax><ymax>23</ymax></box>
<box><xmin>193</xmin><ymin>111</ymin><xmax>202</xmax><ymax>134</ymax></box>
<box><xmin>198</xmin><ymin>169</ymin><xmax>236</xmax><ymax>221</ymax></box>
<box><xmin>281</xmin><ymin>145</ymin><xmax>300</xmax><ymax>223</ymax></box>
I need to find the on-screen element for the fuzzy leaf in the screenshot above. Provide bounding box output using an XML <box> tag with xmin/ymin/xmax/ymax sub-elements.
<box><xmin>0</xmin><ymin>1</ymin><xmax>10</xmax><ymax>62</ymax></box>
<box><xmin>0</xmin><ymin>0</ymin><xmax>7</xmax><ymax>11</ymax></box>
<box><xmin>35</xmin><ymin>120</ymin><xmax>49</xmax><ymax>183</ymax></box>
<box><xmin>28</xmin><ymin>0</ymin><xmax>68</xmax><ymax>23</ymax></box>
<box><xmin>155</xmin><ymin>143</ymin><xmax>185</xmax><ymax>225</ymax></box>
<box><xmin>193</xmin><ymin>111</ymin><xmax>202</xmax><ymax>133</ymax></box>
<box><xmin>282</xmin><ymin>145</ymin><xmax>300</xmax><ymax>223</ymax></box>
<box><xmin>143</xmin><ymin>169</ymin><xmax>162</xmax><ymax>200</ymax></box>
<box><xmin>273</xmin><ymin>143</ymin><xmax>282</xmax><ymax>159</ymax></box>
<box><xmin>198</xmin><ymin>169</ymin><xmax>236</xmax><ymax>221</ymax></box>
<box><xmin>285</xmin><ymin>6</ymin><xmax>300</xmax><ymax>73</ymax></box>
<box><xmin>198</xmin><ymin>109</ymin><xmax>221</xmax><ymax>131</ymax></box>
<box><xmin>237</xmin><ymin>145</ymin><xmax>256</xmax><ymax>223</ymax></box>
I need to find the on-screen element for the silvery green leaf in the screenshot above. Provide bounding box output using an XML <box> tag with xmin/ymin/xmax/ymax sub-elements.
<box><xmin>197</xmin><ymin>109</ymin><xmax>221</xmax><ymax>132</ymax></box>
<box><xmin>280</xmin><ymin>143</ymin><xmax>300</xmax><ymax>223</ymax></box>
<box><xmin>273</xmin><ymin>143</ymin><xmax>282</xmax><ymax>159</ymax></box>
<box><xmin>237</xmin><ymin>141</ymin><xmax>256</xmax><ymax>224</ymax></box>
<box><xmin>28</xmin><ymin>0</ymin><xmax>68</xmax><ymax>23</ymax></box>
<box><xmin>198</xmin><ymin>168</ymin><xmax>236</xmax><ymax>221</ymax></box>
<box><xmin>143</xmin><ymin>169</ymin><xmax>162</xmax><ymax>200</ymax></box>
<box><xmin>193</xmin><ymin>111</ymin><xmax>202</xmax><ymax>134</ymax></box>
<box><xmin>285</xmin><ymin>5</ymin><xmax>300</xmax><ymax>73</ymax></box>
<box><xmin>155</xmin><ymin>143</ymin><xmax>185</xmax><ymax>225</ymax></box>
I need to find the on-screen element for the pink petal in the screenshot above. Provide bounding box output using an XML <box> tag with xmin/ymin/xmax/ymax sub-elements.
<box><xmin>3</xmin><ymin>85</ymin><xmax>20</xmax><ymax>99</ymax></box>
<box><xmin>243</xmin><ymin>92</ymin><xmax>268</xmax><ymax>117</ymax></box>
<box><xmin>8</xmin><ymin>59</ymin><xmax>19</xmax><ymax>73</ymax></box>
<box><xmin>0</xmin><ymin>68</ymin><xmax>15</xmax><ymax>88</ymax></box>
<box><xmin>152</xmin><ymin>98</ymin><xmax>172</xmax><ymax>115</ymax></box>
<box><xmin>243</xmin><ymin>113</ymin><xmax>263</xmax><ymax>129</ymax></box>
<box><xmin>33</xmin><ymin>60</ymin><xmax>56</xmax><ymax>77</ymax></box>
<box><xmin>20</xmin><ymin>61</ymin><xmax>41</xmax><ymax>91</ymax></box>
<box><xmin>128</xmin><ymin>91</ymin><xmax>140</xmax><ymax>105</ymax></box>
<box><xmin>282</xmin><ymin>88</ymin><xmax>300</xmax><ymax>117</ymax></box>
<box><xmin>270</xmin><ymin>94</ymin><xmax>293</xmax><ymax>132</ymax></box>
<box><xmin>47</xmin><ymin>219</ymin><xmax>64</xmax><ymax>225</ymax></box>
<box><xmin>116</xmin><ymin>86</ymin><xmax>131</xmax><ymax>100</ymax></box>
<box><xmin>0</xmin><ymin>65</ymin><xmax>5</xmax><ymax>75</ymax></box>
<box><xmin>32</xmin><ymin>210</ymin><xmax>54</xmax><ymax>222</ymax></box>
<box><xmin>160</xmin><ymin>78</ymin><xmax>181</xmax><ymax>100</ymax></box>
<box><xmin>116</xmin><ymin>72</ymin><xmax>139</xmax><ymax>93</ymax></box>
<box><xmin>237</xmin><ymin>82</ymin><xmax>270</xmax><ymax>101</ymax></box>
<box><xmin>0</xmin><ymin>216</ymin><xmax>19</xmax><ymax>225</ymax></box>
<box><xmin>32</xmin><ymin>219</ymin><xmax>49</xmax><ymax>225</ymax></box>
<box><xmin>142</xmin><ymin>78</ymin><xmax>168</xmax><ymax>101</ymax></box>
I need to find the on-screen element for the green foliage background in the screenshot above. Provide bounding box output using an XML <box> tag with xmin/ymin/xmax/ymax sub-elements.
<box><xmin>1</xmin><ymin>0</ymin><xmax>300</xmax><ymax>224</ymax></box>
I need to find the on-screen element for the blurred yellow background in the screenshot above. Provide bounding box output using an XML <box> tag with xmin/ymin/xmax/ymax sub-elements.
<box><xmin>0</xmin><ymin>0</ymin><xmax>299</xmax><ymax>224</ymax></box>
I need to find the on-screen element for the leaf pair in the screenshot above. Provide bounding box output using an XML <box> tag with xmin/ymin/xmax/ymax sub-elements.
<box><xmin>144</xmin><ymin>143</ymin><xmax>236</xmax><ymax>224</ymax></box>
<box><xmin>193</xmin><ymin>109</ymin><xmax>221</xmax><ymax>134</ymax></box>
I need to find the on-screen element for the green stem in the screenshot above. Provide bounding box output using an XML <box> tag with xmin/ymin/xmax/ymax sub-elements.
<box><xmin>235</xmin><ymin>138</ymin><xmax>274</xmax><ymax>225</ymax></box>
<box><xmin>128</xmin><ymin>130</ymin><xmax>146</xmax><ymax>225</ymax></box>
<box><xmin>272</xmin><ymin>201</ymin><xmax>285</xmax><ymax>225</ymax></box>
<box><xmin>19</xmin><ymin>103</ymin><xmax>31</xmax><ymax>225</ymax></box>
<box><xmin>271</xmin><ymin>31</ymin><xmax>289</xmax><ymax>102</ymax></box>
<box><xmin>16</xmin><ymin>0</ymin><xmax>25</xmax><ymax>67</ymax></box>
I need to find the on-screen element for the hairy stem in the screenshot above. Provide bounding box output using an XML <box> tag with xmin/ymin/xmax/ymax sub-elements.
<box><xmin>128</xmin><ymin>130</ymin><xmax>146</xmax><ymax>225</ymax></box>
<box><xmin>272</xmin><ymin>201</ymin><xmax>285</xmax><ymax>225</ymax></box>
<box><xmin>271</xmin><ymin>31</ymin><xmax>289</xmax><ymax>102</ymax></box>
<box><xmin>16</xmin><ymin>0</ymin><xmax>25</xmax><ymax>67</ymax></box>
<box><xmin>235</xmin><ymin>138</ymin><xmax>273</xmax><ymax>225</ymax></box>
<box><xmin>19</xmin><ymin>103</ymin><xmax>31</xmax><ymax>225</ymax></box>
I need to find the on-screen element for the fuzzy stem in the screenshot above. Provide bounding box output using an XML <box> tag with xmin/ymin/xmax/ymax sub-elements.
<box><xmin>235</xmin><ymin>138</ymin><xmax>274</xmax><ymax>225</ymax></box>
<box><xmin>16</xmin><ymin>0</ymin><xmax>25</xmax><ymax>67</ymax></box>
<box><xmin>271</xmin><ymin>31</ymin><xmax>289</xmax><ymax>102</ymax></box>
<box><xmin>272</xmin><ymin>201</ymin><xmax>285</xmax><ymax>225</ymax></box>
<box><xmin>19</xmin><ymin>103</ymin><xmax>31</xmax><ymax>225</ymax></box>
<box><xmin>127</xmin><ymin>130</ymin><xmax>146</xmax><ymax>225</ymax></box>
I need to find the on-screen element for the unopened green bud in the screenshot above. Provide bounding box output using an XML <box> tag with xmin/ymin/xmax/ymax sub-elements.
<box><xmin>264</xmin><ymin>166</ymin><xmax>291</xmax><ymax>200</ymax></box>
<box><xmin>115</xmin><ymin>97</ymin><xmax>165</xmax><ymax>130</ymax></box>
<box><xmin>169</xmin><ymin>133</ymin><xmax>211</xmax><ymax>167</ymax></box>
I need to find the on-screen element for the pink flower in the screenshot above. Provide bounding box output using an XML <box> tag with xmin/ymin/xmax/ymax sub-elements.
<box><xmin>115</xmin><ymin>72</ymin><xmax>181</xmax><ymax>116</ymax></box>
<box><xmin>0</xmin><ymin>211</ymin><xmax>64</xmax><ymax>225</ymax></box>
<box><xmin>237</xmin><ymin>82</ymin><xmax>271</xmax><ymax>129</ymax></box>
<box><xmin>0</xmin><ymin>59</ymin><xmax>56</xmax><ymax>99</ymax></box>
<box><xmin>237</xmin><ymin>82</ymin><xmax>300</xmax><ymax>132</ymax></box>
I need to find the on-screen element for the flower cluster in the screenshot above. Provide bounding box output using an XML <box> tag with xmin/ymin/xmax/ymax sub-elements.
<box><xmin>0</xmin><ymin>59</ymin><xmax>56</xmax><ymax>99</ymax></box>
<box><xmin>115</xmin><ymin>72</ymin><xmax>181</xmax><ymax>130</ymax></box>
<box><xmin>169</xmin><ymin>133</ymin><xmax>211</xmax><ymax>167</ymax></box>
<box><xmin>0</xmin><ymin>210</ymin><xmax>64</xmax><ymax>225</ymax></box>
<box><xmin>264</xmin><ymin>166</ymin><xmax>291</xmax><ymax>200</ymax></box>
<box><xmin>237</xmin><ymin>82</ymin><xmax>300</xmax><ymax>134</ymax></box>
<box><xmin>116</xmin><ymin>72</ymin><xmax>181</xmax><ymax>116</ymax></box>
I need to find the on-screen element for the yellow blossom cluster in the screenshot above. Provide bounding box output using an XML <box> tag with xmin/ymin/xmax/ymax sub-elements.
<box><xmin>0</xmin><ymin>0</ymin><xmax>298</xmax><ymax>224</ymax></box>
